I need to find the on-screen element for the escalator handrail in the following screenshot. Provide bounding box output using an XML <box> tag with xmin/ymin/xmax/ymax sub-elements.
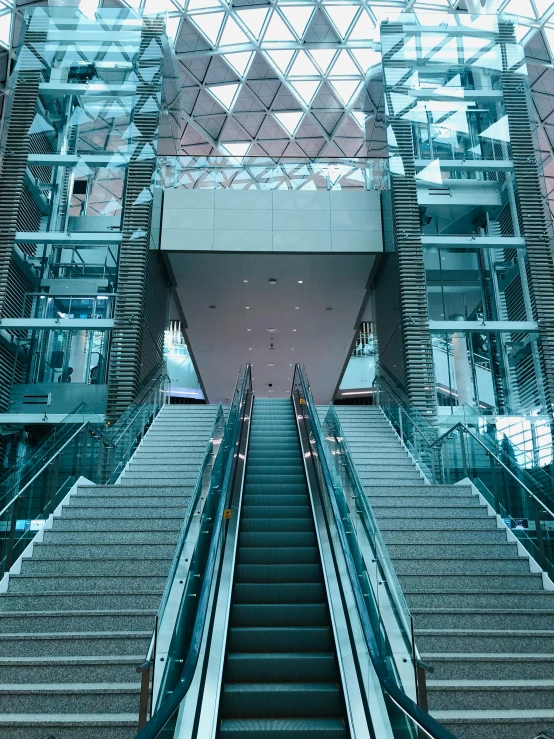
<box><xmin>295</xmin><ymin>365</ymin><xmax>456</xmax><ymax>739</ymax></box>
<box><xmin>135</xmin><ymin>364</ymin><xmax>252</xmax><ymax>739</ymax></box>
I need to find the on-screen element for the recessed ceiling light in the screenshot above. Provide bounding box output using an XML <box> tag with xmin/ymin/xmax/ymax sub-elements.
<box><xmin>269</xmin><ymin>278</ymin><xmax>277</xmax><ymax>285</ymax></box>
<box><xmin>291</xmin><ymin>348</ymin><xmax>294</xmax><ymax>351</ymax></box>
<box><xmin>289</xmin><ymin>364</ymin><xmax>293</xmax><ymax>367</ymax></box>
<box><xmin>266</xmin><ymin>327</ymin><xmax>277</xmax><ymax>333</ymax></box>
<box><xmin>249</xmin><ymin>347</ymin><xmax>252</xmax><ymax>350</ymax></box>
<box><xmin>245</xmin><ymin>306</ymin><xmax>250</xmax><ymax>309</ymax></box>
<box><xmin>243</xmin><ymin>279</ymin><xmax>248</xmax><ymax>283</ymax></box>
<box><xmin>298</xmin><ymin>280</ymin><xmax>303</xmax><ymax>284</ymax></box>
<box><xmin>295</xmin><ymin>306</ymin><xmax>300</xmax><ymax>310</ymax></box>
<box><xmin>247</xmin><ymin>328</ymin><xmax>251</xmax><ymax>331</ymax></box>
<box><xmin>267</xmin><ymin>363</ymin><xmax>275</xmax><ymax>367</ymax></box>
<box><xmin>293</xmin><ymin>329</ymin><xmax>297</xmax><ymax>332</ymax></box>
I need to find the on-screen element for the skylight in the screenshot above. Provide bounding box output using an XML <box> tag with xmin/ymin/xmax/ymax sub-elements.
<box><xmin>274</xmin><ymin>111</ymin><xmax>304</xmax><ymax>136</ymax></box>
<box><xmin>208</xmin><ymin>83</ymin><xmax>240</xmax><ymax>109</ymax></box>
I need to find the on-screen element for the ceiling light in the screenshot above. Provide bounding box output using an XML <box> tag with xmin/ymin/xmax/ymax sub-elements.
<box><xmin>245</xmin><ymin>306</ymin><xmax>250</xmax><ymax>309</ymax></box>
<box><xmin>289</xmin><ymin>364</ymin><xmax>293</xmax><ymax>367</ymax></box>
<box><xmin>295</xmin><ymin>306</ymin><xmax>299</xmax><ymax>310</ymax></box>
<box><xmin>293</xmin><ymin>329</ymin><xmax>297</xmax><ymax>332</ymax></box>
<box><xmin>291</xmin><ymin>348</ymin><xmax>295</xmax><ymax>351</ymax></box>
<box><xmin>267</xmin><ymin>363</ymin><xmax>275</xmax><ymax>367</ymax></box>
<box><xmin>249</xmin><ymin>347</ymin><xmax>252</xmax><ymax>350</ymax></box>
<box><xmin>266</xmin><ymin>327</ymin><xmax>277</xmax><ymax>333</ymax></box>
<box><xmin>269</xmin><ymin>278</ymin><xmax>277</xmax><ymax>284</ymax></box>
<box><xmin>247</xmin><ymin>328</ymin><xmax>251</xmax><ymax>331</ymax></box>
<box><xmin>298</xmin><ymin>280</ymin><xmax>303</xmax><ymax>284</ymax></box>
<box><xmin>243</xmin><ymin>279</ymin><xmax>248</xmax><ymax>283</ymax></box>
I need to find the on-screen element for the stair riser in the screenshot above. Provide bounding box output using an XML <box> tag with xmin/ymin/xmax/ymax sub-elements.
<box><xmin>394</xmin><ymin>560</ymin><xmax>531</xmax><ymax>575</ymax></box>
<box><xmin>79</xmin><ymin>486</ymin><xmax>192</xmax><ymax>497</ymax></box>
<box><xmin>414</xmin><ymin>612</ymin><xmax>554</xmax><ymax>630</ymax></box>
<box><xmin>387</xmin><ymin>545</ymin><xmax>519</xmax><ymax>559</ymax></box>
<box><xmin>436</xmin><ymin>718</ymin><xmax>554</xmax><ymax>739</ymax></box>
<box><xmin>0</xmin><ymin>691</ymin><xmax>140</xmax><ymax>714</ymax></box>
<box><xmin>398</xmin><ymin>575</ymin><xmax>542</xmax><ymax>591</ymax></box>
<box><xmin>427</xmin><ymin>658</ymin><xmax>554</xmax><ymax>681</ymax></box>
<box><xmin>406</xmin><ymin>593</ymin><xmax>554</xmax><ymax>609</ymax></box>
<box><xmin>20</xmin><ymin>560</ymin><xmax>172</xmax><ymax>577</ymax></box>
<box><xmin>0</xmin><ymin>593</ymin><xmax>162</xmax><ymax>613</ymax></box>
<box><xmin>380</xmin><ymin>519</ymin><xmax>497</xmax><ymax>531</ymax></box>
<box><xmin>72</xmin><ymin>497</ymin><xmax>189</xmax><ymax>507</ymax></box>
<box><xmin>8</xmin><ymin>576</ymin><xmax>167</xmax><ymax>593</ymax></box>
<box><xmin>0</xmin><ymin>613</ymin><xmax>155</xmax><ymax>633</ymax></box>
<box><xmin>0</xmin><ymin>725</ymin><xmax>137</xmax><ymax>739</ymax></box>
<box><xmin>428</xmin><ymin>687</ymin><xmax>554</xmax><ymax>711</ymax></box>
<box><xmin>0</xmin><ymin>663</ymin><xmax>141</xmax><ymax>684</ymax></box>
<box><xmin>61</xmin><ymin>507</ymin><xmax>189</xmax><ymax>519</ymax></box>
<box><xmin>416</xmin><ymin>633</ymin><xmax>554</xmax><ymax>652</ymax></box>
<box><xmin>33</xmin><ymin>545</ymin><xmax>177</xmax><ymax>559</ymax></box>
<box><xmin>51</xmin><ymin>519</ymin><xmax>181</xmax><ymax>532</ymax></box>
<box><xmin>373</xmin><ymin>507</ymin><xmax>488</xmax><ymax>519</ymax></box>
<box><xmin>383</xmin><ymin>531</ymin><xmax>508</xmax><ymax>544</ymax></box>
<box><xmin>0</xmin><ymin>636</ymin><xmax>150</xmax><ymax>658</ymax></box>
<box><xmin>368</xmin><ymin>497</ymin><xmax>479</xmax><ymax>507</ymax></box>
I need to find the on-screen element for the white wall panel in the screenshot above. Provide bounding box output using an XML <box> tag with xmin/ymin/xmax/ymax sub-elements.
<box><xmin>161</xmin><ymin>189</ymin><xmax>382</xmax><ymax>253</ymax></box>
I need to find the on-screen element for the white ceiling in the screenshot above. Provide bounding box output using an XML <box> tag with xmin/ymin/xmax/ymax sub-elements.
<box><xmin>168</xmin><ymin>251</ymin><xmax>376</xmax><ymax>403</ymax></box>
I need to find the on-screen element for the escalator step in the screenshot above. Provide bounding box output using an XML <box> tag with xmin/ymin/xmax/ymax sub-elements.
<box><xmin>237</xmin><ymin>547</ymin><xmax>319</xmax><ymax>565</ymax></box>
<box><xmin>226</xmin><ymin>653</ymin><xmax>337</xmax><ymax>683</ymax></box>
<box><xmin>234</xmin><ymin>564</ymin><xmax>322</xmax><ymax>583</ymax></box>
<box><xmin>240</xmin><ymin>518</ymin><xmax>313</xmax><ymax>533</ymax></box>
<box><xmin>219</xmin><ymin>718</ymin><xmax>347</xmax><ymax>738</ymax></box>
<box><xmin>242</xmin><ymin>496</ymin><xmax>310</xmax><ymax>508</ymax></box>
<box><xmin>239</xmin><ymin>532</ymin><xmax>317</xmax><ymax>548</ymax></box>
<box><xmin>241</xmin><ymin>506</ymin><xmax>312</xmax><ymax>520</ymax></box>
<box><xmin>243</xmin><ymin>484</ymin><xmax>308</xmax><ymax>496</ymax></box>
<box><xmin>231</xmin><ymin>603</ymin><xmax>328</xmax><ymax>627</ymax></box>
<box><xmin>233</xmin><ymin>583</ymin><xmax>326</xmax><ymax>605</ymax></box>
<box><xmin>220</xmin><ymin>683</ymin><xmax>343</xmax><ymax>719</ymax></box>
<box><xmin>227</xmin><ymin>626</ymin><xmax>334</xmax><ymax>653</ymax></box>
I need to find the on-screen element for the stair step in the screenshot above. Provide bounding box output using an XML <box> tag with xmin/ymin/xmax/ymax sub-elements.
<box><xmin>32</xmin><ymin>544</ymin><xmax>177</xmax><ymax>560</ymax></box>
<box><xmin>433</xmin><ymin>711</ymin><xmax>554</xmax><ymax>739</ymax></box>
<box><xmin>0</xmin><ymin>682</ymin><xmax>141</xmax><ymax>715</ymax></box>
<box><xmin>8</xmin><ymin>574</ymin><xmax>168</xmax><ymax>593</ymax></box>
<box><xmin>0</xmin><ymin>656</ymin><xmax>142</xmax><ymax>685</ymax></box>
<box><xmin>234</xmin><ymin>564</ymin><xmax>322</xmax><ymax>584</ymax></box>
<box><xmin>242</xmin><ymin>495</ymin><xmax>310</xmax><ymax>507</ymax></box>
<box><xmin>76</xmin><ymin>486</ymin><xmax>192</xmax><ymax>497</ymax></box>
<box><xmin>413</xmin><ymin>609</ymin><xmax>554</xmax><ymax>630</ymax></box>
<box><xmin>383</xmin><ymin>530</ymin><xmax>508</xmax><ymax>544</ymax></box>
<box><xmin>0</xmin><ymin>715</ymin><xmax>137</xmax><ymax>739</ymax></box>
<box><xmin>0</xmin><ymin>592</ymin><xmax>163</xmax><ymax>613</ymax></box>
<box><xmin>232</xmin><ymin>583</ymin><xmax>326</xmax><ymax>605</ymax></box>
<box><xmin>51</xmin><ymin>519</ymin><xmax>182</xmax><ymax>532</ymax></box>
<box><xmin>415</xmin><ymin>629</ymin><xmax>554</xmax><ymax>653</ymax></box>
<box><xmin>240</xmin><ymin>518</ymin><xmax>313</xmax><ymax>533</ymax></box>
<box><xmin>386</xmin><ymin>544</ymin><xmax>520</xmax><ymax>559</ymax></box>
<box><xmin>423</xmin><ymin>653</ymin><xmax>554</xmax><ymax>681</ymax></box>
<box><xmin>72</xmin><ymin>496</ymin><xmax>189</xmax><ymax>507</ymax></box>
<box><xmin>20</xmin><ymin>558</ymin><xmax>172</xmax><ymax>577</ymax></box>
<box><xmin>0</xmin><ymin>633</ymin><xmax>151</xmax><ymax>658</ymax></box>
<box><xmin>43</xmin><ymin>530</ymin><xmax>179</xmax><ymax>545</ymax></box>
<box><xmin>405</xmin><ymin>591</ymin><xmax>554</xmax><ymax>610</ymax></box>
<box><xmin>241</xmin><ymin>506</ymin><xmax>312</xmax><ymax>520</ymax></box>
<box><xmin>239</xmin><ymin>532</ymin><xmax>316</xmax><ymax>548</ymax></box>
<box><xmin>0</xmin><ymin>611</ymin><xmax>155</xmax><ymax>634</ymax></box>
<box><xmin>393</xmin><ymin>558</ymin><xmax>531</xmax><ymax>576</ymax></box>
<box><xmin>380</xmin><ymin>518</ymin><xmax>497</xmax><ymax>531</ymax></box>
<box><xmin>427</xmin><ymin>680</ymin><xmax>554</xmax><ymax>711</ymax></box>
<box><xmin>398</xmin><ymin>574</ymin><xmax>542</xmax><ymax>592</ymax></box>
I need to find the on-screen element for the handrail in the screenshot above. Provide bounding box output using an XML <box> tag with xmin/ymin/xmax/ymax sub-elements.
<box><xmin>436</xmin><ymin>422</ymin><xmax>554</xmax><ymax>520</ymax></box>
<box><xmin>0</xmin><ymin>421</ymin><xmax>88</xmax><ymax>519</ymax></box>
<box><xmin>295</xmin><ymin>365</ymin><xmax>456</xmax><ymax>739</ymax></box>
<box><xmin>375</xmin><ymin>372</ymin><xmax>437</xmax><ymax>444</ymax></box>
<box><xmin>135</xmin><ymin>364</ymin><xmax>251</xmax><ymax>739</ymax></box>
<box><xmin>106</xmin><ymin>371</ymin><xmax>169</xmax><ymax>445</ymax></box>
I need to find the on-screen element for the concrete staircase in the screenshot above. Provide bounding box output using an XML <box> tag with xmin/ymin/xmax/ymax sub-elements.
<box><xmin>0</xmin><ymin>404</ymin><xmax>220</xmax><ymax>739</ymax></box>
<box><xmin>329</xmin><ymin>405</ymin><xmax>554</xmax><ymax>739</ymax></box>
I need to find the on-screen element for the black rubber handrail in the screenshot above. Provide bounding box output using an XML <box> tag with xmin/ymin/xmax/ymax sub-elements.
<box><xmin>135</xmin><ymin>365</ymin><xmax>251</xmax><ymax>739</ymax></box>
<box><xmin>295</xmin><ymin>364</ymin><xmax>457</xmax><ymax>739</ymax></box>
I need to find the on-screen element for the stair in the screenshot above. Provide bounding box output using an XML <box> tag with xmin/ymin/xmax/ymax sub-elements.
<box><xmin>0</xmin><ymin>405</ymin><xmax>220</xmax><ymax>739</ymax></box>
<box><xmin>331</xmin><ymin>405</ymin><xmax>554</xmax><ymax>739</ymax></box>
<box><xmin>219</xmin><ymin>398</ymin><xmax>349</xmax><ymax>739</ymax></box>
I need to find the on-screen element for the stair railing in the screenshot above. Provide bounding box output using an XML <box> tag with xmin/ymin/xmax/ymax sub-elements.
<box><xmin>375</xmin><ymin>374</ymin><xmax>554</xmax><ymax>580</ymax></box>
<box><xmin>0</xmin><ymin>371</ymin><xmax>171</xmax><ymax>582</ymax></box>
<box><xmin>134</xmin><ymin>364</ymin><xmax>252</xmax><ymax>739</ymax></box>
<box><xmin>293</xmin><ymin>364</ymin><xmax>456</xmax><ymax>739</ymax></box>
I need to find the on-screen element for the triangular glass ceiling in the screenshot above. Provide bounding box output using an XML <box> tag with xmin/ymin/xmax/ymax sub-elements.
<box><xmin>235</xmin><ymin>7</ymin><xmax>268</xmax><ymax>40</ymax></box>
<box><xmin>274</xmin><ymin>111</ymin><xmax>303</xmax><ymax>136</ymax></box>
<box><xmin>324</xmin><ymin>5</ymin><xmax>358</xmax><ymax>39</ymax></box>
<box><xmin>289</xmin><ymin>51</ymin><xmax>318</xmax><ymax>77</ymax></box>
<box><xmin>208</xmin><ymin>83</ymin><xmax>239</xmax><ymax>109</ymax></box>
<box><xmin>267</xmin><ymin>49</ymin><xmax>295</xmax><ymax>73</ymax></box>
<box><xmin>309</xmin><ymin>48</ymin><xmax>336</xmax><ymax>74</ymax></box>
<box><xmin>223</xmin><ymin>51</ymin><xmax>253</xmax><ymax>77</ymax></box>
<box><xmin>264</xmin><ymin>11</ymin><xmax>295</xmax><ymax>42</ymax></box>
<box><xmin>291</xmin><ymin>80</ymin><xmax>320</xmax><ymax>106</ymax></box>
<box><xmin>190</xmin><ymin>11</ymin><xmax>224</xmax><ymax>45</ymax></box>
<box><xmin>279</xmin><ymin>6</ymin><xmax>314</xmax><ymax>40</ymax></box>
<box><xmin>219</xmin><ymin>16</ymin><xmax>248</xmax><ymax>46</ymax></box>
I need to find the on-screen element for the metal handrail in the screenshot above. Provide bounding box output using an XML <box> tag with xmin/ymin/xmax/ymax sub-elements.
<box><xmin>0</xmin><ymin>421</ymin><xmax>88</xmax><ymax>519</ymax></box>
<box><xmin>135</xmin><ymin>365</ymin><xmax>252</xmax><ymax>739</ymax></box>
<box><xmin>107</xmin><ymin>371</ymin><xmax>169</xmax><ymax>446</ymax></box>
<box><xmin>296</xmin><ymin>365</ymin><xmax>456</xmax><ymax>739</ymax></box>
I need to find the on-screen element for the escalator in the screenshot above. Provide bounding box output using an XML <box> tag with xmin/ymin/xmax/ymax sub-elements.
<box><xmin>218</xmin><ymin>398</ymin><xmax>348</xmax><ymax>738</ymax></box>
<box><xmin>136</xmin><ymin>364</ymin><xmax>455</xmax><ymax>739</ymax></box>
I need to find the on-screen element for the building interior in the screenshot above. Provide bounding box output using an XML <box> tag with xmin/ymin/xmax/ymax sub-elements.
<box><xmin>0</xmin><ymin>1</ymin><xmax>554</xmax><ymax>738</ymax></box>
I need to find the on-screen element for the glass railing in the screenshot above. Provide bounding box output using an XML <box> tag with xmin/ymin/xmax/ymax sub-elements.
<box><xmin>294</xmin><ymin>364</ymin><xmax>454</xmax><ymax>739</ymax></box>
<box><xmin>375</xmin><ymin>374</ymin><xmax>554</xmax><ymax>580</ymax></box>
<box><xmin>0</xmin><ymin>372</ymin><xmax>170</xmax><ymax>581</ymax></box>
<box><xmin>135</xmin><ymin>364</ymin><xmax>252</xmax><ymax>739</ymax></box>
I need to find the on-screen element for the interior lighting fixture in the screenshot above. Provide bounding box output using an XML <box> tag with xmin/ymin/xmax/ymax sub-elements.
<box><xmin>293</xmin><ymin>329</ymin><xmax>297</xmax><ymax>332</ymax></box>
<box><xmin>247</xmin><ymin>328</ymin><xmax>252</xmax><ymax>331</ymax></box>
<box><xmin>298</xmin><ymin>280</ymin><xmax>303</xmax><ymax>284</ymax></box>
<box><xmin>295</xmin><ymin>306</ymin><xmax>300</xmax><ymax>310</ymax></box>
<box><xmin>269</xmin><ymin>278</ymin><xmax>277</xmax><ymax>284</ymax></box>
<box><xmin>267</xmin><ymin>363</ymin><xmax>275</xmax><ymax>367</ymax></box>
<box><xmin>245</xmin><ymin>306</ymin><xmax>250</xmax><ymax>309</ymax></box>
<box><xmin>267</xmin><ymin>327</ymin><xmax>278</xmax><ymax>333</ymax></box>
<box><xmin>243</xmin><ymin>279</ymin><xmax>248</xmax><ymax>283</ymax></box>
